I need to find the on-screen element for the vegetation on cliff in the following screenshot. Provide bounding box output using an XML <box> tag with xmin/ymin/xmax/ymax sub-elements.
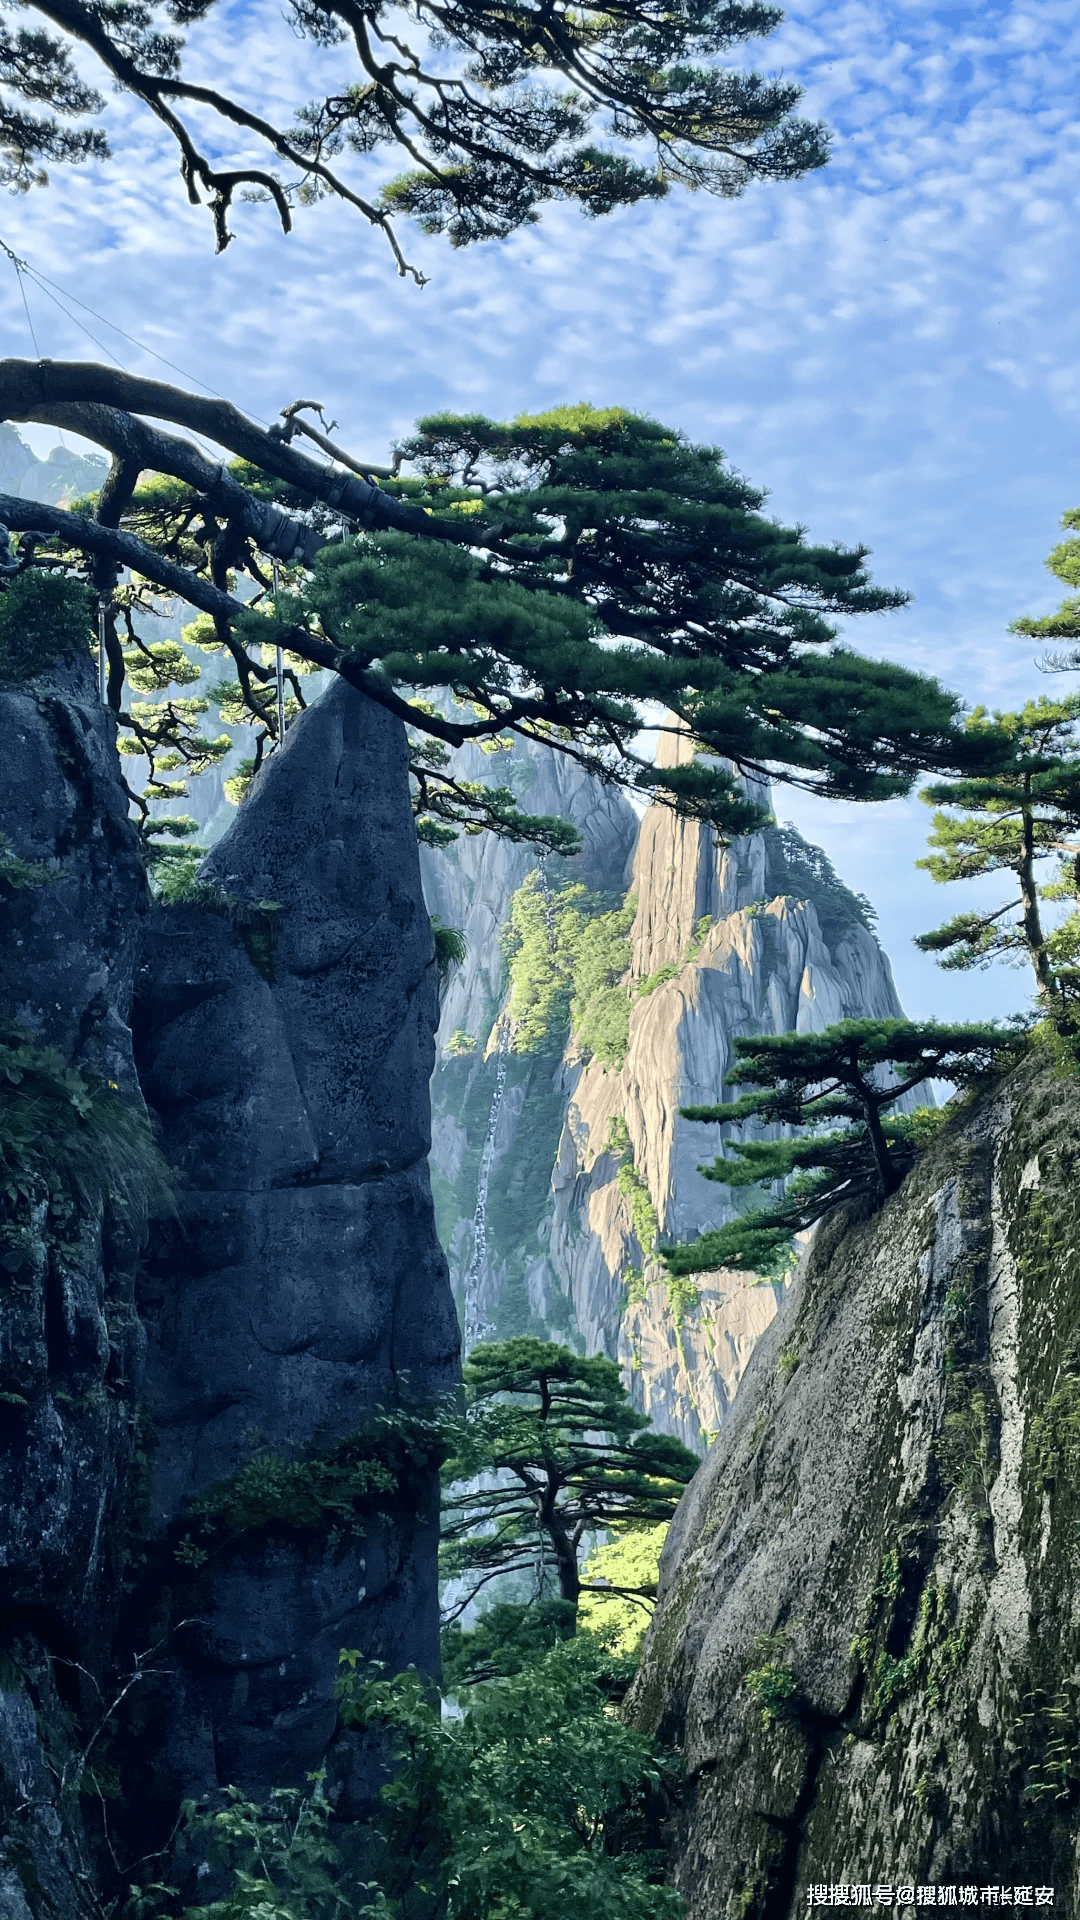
<box><xmin>440</xmin><ymin>1338</ymin><xmax>697</xmax><ymax>1614</ymax></box>
<box><xmin>915</xmin><ymin>692</ymin><xmax>1080</xmax><ymax>1037</ymax></box>
<box><xmin>666</xmin><ymin>1018</ymin><xmax>1022</xmax><ymax>1276</ymax></box>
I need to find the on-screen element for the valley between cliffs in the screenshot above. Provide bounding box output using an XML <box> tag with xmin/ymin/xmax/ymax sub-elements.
<box><xmin>423</xmin><ymin>725</ymin><xmax>915</xmax><ymax>1448</ymax></box>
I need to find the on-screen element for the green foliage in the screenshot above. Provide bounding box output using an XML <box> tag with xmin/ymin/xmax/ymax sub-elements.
<box><xmin>666</xmin><ymin>1018</ymin><xmax>1023</xmax><ymax>1275</ymax></box>
<box><xmin>503</xmin><ymin>873</ymin><xmax>635</xmax><ymax>1064</ymax></box>
<box><xmin>302</xmin><ymin>405</ymin><xmax>982</xmax><ymax>836</ymax></box>
<box><xmin>743</xmin><ymin>1634</ymin><xmax>797</xmax><ymax>1725</ymax></box>
<box><xmin>0</xmin><ymin>1017</ymin><xmax>172</xmax><ymax>1230</ymax></box>
<box><xmin>172</xmin><ymin>1410</ymin><xmax>447</xmax><ymax>1560</ymax></box>
<box><xmin>616</xmin><ymin>1161</ymin><xmax>660</xmax><ymax>1262</ymax></box>
<box><xmin>441</xmin><ymin>1599</ymin><xmax>578</xmax><ymax>1689</ymax></box>
<box><xmin>152</xmin><ymin>1775</ymin><xmax>371</xmax><ymax>1919</ymax></box>
<box><xmin>0</xmin><ymin>569</ymin><xmax>92</xmax><ymax>686</ymax></box>
<box><xmin>1020</xmin><ymin>1683</ymin><xmax>1080</xmax><ymax>1805</ymax></box>
<box><xmin>336</xmin><ymin>1639</ymin><xmax>684</xmax><ymax>1920</ymax></box>
<box><xmin>604</xmin><ymin>1119</ymin><xmax>697</xmax><ymax>1323</ymax></box>
<box><xmin>147</xmin><ymin>861</ymin><xmax>286</xmax><ymax>981</ymax></box>
<box><xmin>764</xmin><ymin>823</ymin><xmax>877</xmax><ymax>944</ymax></box>
<box><xmin>149</xmin><ymin>845</ymin><xmax>228</xmax><ymax>909</ymax></box>
<box><xmin>0</xmin><ymin>830</ymin><xmax>57</xmax><ymax>893</ymax></box>
<box><xmin>443</xmin><ymin>1030</ymin><xmax>476</xmax><ymax>1059</ymax></box>
<box><xmin>578</xmin><ymin>1523</ymin><xmax>669</xmax><ymax>1658</ymax></box>
<box><xmin>636</xmin><ymin>966</ymin><xmax>678</xmax><ymax>998</ymax></box>
<box><xmin>1009</xmin><ymin>504</ymin><xmax>1080</xmax><ymax>658</ymax></box>
<box><xmin>12</xmin><ymin>0</ymin><xmax>826</xmax><ymax>267</ymax></box>
<box><xmin>914</xmin><ymin>694</ymin><xmax>1080</xmax><ymax>1033</ymax></box>
<box><xmin>1027</xmin><ymin>1365</ymin><xmax>1080</xmax><ymax>1482</ymax></box>
<box><xmin>441</xmin><ymin>1339</ymin><xmax>698</xmax><ymax>1613</ymax></box>
<box><xmin>684</xmin><ymin>916</ymin><xmax>713</xmax><ymax>963</ymax></box>
<box><xmin>431</xmin><ymin>919</ymin><xmax>468</xmax><ymax>986</ymax></box>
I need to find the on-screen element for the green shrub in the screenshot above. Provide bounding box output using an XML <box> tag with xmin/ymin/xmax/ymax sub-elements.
<box><xmin>337</xmin><ymin>1638</ymin><xmax>684</xmax><ymax>1919</ymax></box>
<box><xmin>502</xmin><ymin>874</ymin><xmax>635</xmax><ymax>1065</ymax></box>
<box><xmin>432</xmin><ymin>919</ymin><xmax>467</xmax><ymax>985</ymax></box>
<box><xmin>0</xmin><ymin>570</ymin><xmax>93</xmax><ymax>688</ymax></box>
<box><xmin>0</xmin><ymin>1018</ymin><xmax>172</xmax><ymax>1226</ymax></box>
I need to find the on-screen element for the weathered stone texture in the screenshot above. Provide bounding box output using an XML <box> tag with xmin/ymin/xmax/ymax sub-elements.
<box><xmin>0</xmin><ymin>655</ymin><xmax>148</xmax><ymax>1918</ymax></box>
<box><xmin>627</xmin><ymin>1053</ymin><xmax>1080</xmax><ymax>1914</ymax></box>
<box><xmin>132</xmin><ymin>678</ymin><xmax>459</xmax><ymax>1812</ymax></box>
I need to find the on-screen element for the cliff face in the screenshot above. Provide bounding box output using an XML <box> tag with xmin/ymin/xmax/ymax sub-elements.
<box><xmin>0</xmin><ymin>663</ymin><xmax>459</xmax><ymax>1911</ymax></box>
<box><xmin>424</xmin><ymin>732</ymin><xmax>909</xmax><ymax>1448</ymax></box>
<box><xmin>627</xmin><ymin>1051</ymin><xmax>1080</xmax><ymax>1913</ymax></box>
<box><xmin>0</xmin><ymin>656</ymin><xmax>149</xmax><ymax>1917</ymax></box>
<box><xmin>131</xmin><ymin>677</ymin><xmax>460</xmax><ymax>1827</ymax></box>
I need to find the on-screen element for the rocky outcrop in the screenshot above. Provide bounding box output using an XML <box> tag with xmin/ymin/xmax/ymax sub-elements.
<box><xmin>425</xmin><ymin>728</ymin><xmax>912</xmax><ymax>1448</ymax></box>
<box><xmin>1</xmin><ymin>659</ymin><xmax>459</xmax><ymax>1910</ymax></box>
<box><xmin>627</xmin><ymin>1051</ymin><xmax>1080</xmax><ymax>1913</ymax></box>
<box><xmin>0</xmin><ymin>655</ymin><xmax>149</xmax><ymax>1917</ymax></box>
<box><xmin>129</xmin><ymin>677</ymin><xmax>459</xmax><ymax>1837</ymax></box>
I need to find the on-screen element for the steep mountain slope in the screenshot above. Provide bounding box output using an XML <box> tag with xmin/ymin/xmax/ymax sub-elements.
<box><xmin>0</xmin><ymin>659</ymin><xmax>458</xmax><ymax>1911</ymax></box>
<box><xmin>0</xmin><ymin>653</ymin><xmax>150</xmax><ymax>1916</ymax></box>
<box><xmin>423</xmin><ymin>731</ymin><xmax>911</xmax><ymax>1449</ymax></box>
<box><xmin>626</xmin><ymin>1051</ymin><xmax>1080</xmax><ymax>1913</ymax></box>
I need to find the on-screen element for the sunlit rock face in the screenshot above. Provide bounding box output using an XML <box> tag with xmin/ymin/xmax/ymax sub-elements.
<box><xmin>132</xmin><ymin>678</ymin><xmax>459</xmax><ymax>1821</ymax></box>
<box><xmin>627</xmin><ymin>1053</ymin><xmax>1080</xmax><ymax>1911</ymax></box>
<box><xmin>423</xmin><ymin>728</ymin><xmax>908</xmax><ymax>1450</ymax></box>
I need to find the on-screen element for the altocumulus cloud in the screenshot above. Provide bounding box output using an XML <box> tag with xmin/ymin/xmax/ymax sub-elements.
<box><xmin>1</xmin><ymin>0</ymin><xmax>1078</xmax><ymax>1019</ymax></box>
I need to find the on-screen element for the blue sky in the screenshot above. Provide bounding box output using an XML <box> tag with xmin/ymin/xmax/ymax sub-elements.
<box><xmin>3</xmin><ymin>0</ymin><xmax>1078</xmax><ymax>1020</ymax></box>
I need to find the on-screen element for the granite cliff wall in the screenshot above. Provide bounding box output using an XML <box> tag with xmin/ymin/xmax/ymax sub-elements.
<box><xmin>423</xmin><ymin>731</ymin><xmax>911</xmax><ymax>1448</ymax></box>
<box><xmin>0</xmin><ymin>655</ymin><xmax>149</xmax><ymax>1917</ymax></box>
<box><xmin>129</xmin><ymin>677</ymin><xmax>460</xmax><ymax>1834</ymax></box>
<box><xmin>0</xmin><ymin>661</ymin><xmax>459</xmax><ymax>1912</ymax></box>
<box><xmin>627</xmin><ymin>1051</ymin><xmax>1080</xmax><ymax>1914</ymax></box>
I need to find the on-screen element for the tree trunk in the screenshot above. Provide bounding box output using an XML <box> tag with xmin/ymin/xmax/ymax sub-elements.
<box><xmin>543</xmin><ymin>1505</ymin><xmax>581</xmax><ymax>1607</ymax></box>
<box><xmin>1018</xmin><ymin>778</ymin><xmax>1054</xmax><ymax>999</ymax></box>
<box><xmin>861</xmin><ymin>1089</ymin><xmax>901</xmax><ymax>1197</ymax></box>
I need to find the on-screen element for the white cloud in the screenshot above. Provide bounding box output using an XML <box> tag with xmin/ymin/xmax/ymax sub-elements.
<box><xmin>2</xmin><ymin>0</ymin><xmax>1079</xmax><ymax>1021</ymax></box>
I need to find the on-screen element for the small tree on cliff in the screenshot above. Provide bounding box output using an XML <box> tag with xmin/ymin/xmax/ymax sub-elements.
<box><xmin>663</xmin><ymin>1018</ymin><xmax>1023</xmax><ymax>1277</ymax></box>
<box><xmin>439</xmin><ymin>1337</ymin><xmax>698</xmax><ymax>1619</ymax></box>
<box><xmin>914</xmin><ymin>696</ymin><xmax>1080</xmax><ymax>1035</ymax></box>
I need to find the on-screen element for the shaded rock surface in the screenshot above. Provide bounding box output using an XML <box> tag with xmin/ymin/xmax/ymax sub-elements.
<box><xmin>627</xmin><ymin>1051</ymin><xmax>1080</xmax><ymax>1914</ymax></box>
<box><xmin>0</xmin><ymin>655</ymin><xmax>148</xmax><ymax>1916</ymax></box>
<box><xmin>131</xmin><ymin>677</ymin><xmax>459</xmax><ymax>1829</ymax></box>
<box><xmin>424</xmin><ymin>728</ymin><xmax>910</xmax><ymax>1448</ymax></box>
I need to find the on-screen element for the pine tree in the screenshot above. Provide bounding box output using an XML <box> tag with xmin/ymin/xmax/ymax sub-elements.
<box><xmin>0</xmin><ymin>387</ymin><xmax>995</xmax><ymax>862</ymax></box>
<box><xmin>1010</xmin><ymin>505</ymin><xmax>1080</xmax><ymax>670</ymax></box>
<box><xmin>914</xmin><ymin>695</ymin><xmax>1080</xmax><ymax>1031</ymax></box>
<box><xmin>281</xmin><ymin>404</ymin><xmax>987</xmax><ymax>839</ymax></box>
<box><xmin>439</xmin><ymin>1337</ymin><xmax>698</xmax><ymax>1615</ymax></box>
<box><xmin>5</xmin><ymin>0</ymin><xmax>827</xmax><ymax>267</ymax></box>
<box><xmin>663</xmin><ymin>1018</ymin><xmax>1023</xmax><ymax>1278</ymax></box>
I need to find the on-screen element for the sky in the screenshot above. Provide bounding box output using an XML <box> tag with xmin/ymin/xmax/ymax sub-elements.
<box><xmin>2</xmin><ymin>0</ymin><xmax>1078</xmax><ymax>1021</ymax></box>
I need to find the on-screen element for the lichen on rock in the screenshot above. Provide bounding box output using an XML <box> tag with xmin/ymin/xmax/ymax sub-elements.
<box><xmin>625</xmin><ymin>1051</ymin><xmax>1080</xmax><ymax>1914</ymax></box>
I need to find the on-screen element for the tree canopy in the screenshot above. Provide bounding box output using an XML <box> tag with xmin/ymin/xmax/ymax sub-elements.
<box><xmin>1010</xmin><ymin>504</ymin><xmax>1080</xmax><ymax>671</ymax></box>
<box><xmin>6</xmin><ymin>0</ymin><xmax>827</xmax><ymax>270</ymax></box>
<box><xmin>914</xmin><ymin>693</ymin><xmax>1080</xmax><ymax>1037</ymax></box>
<box><xmin>439</xmin><ymin>1336</ymin><xmax>698</xmax><ymax>1614</ymax></box>
<box><xmin>0</xmin><ymin>374</ymin><xmax>1001</xmax><ymax>861</ymax></box>
<box><xmin>663</xmin><ymin>1017</ymin><xmax>1024</xmax><ymax>1277</ymax></box>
